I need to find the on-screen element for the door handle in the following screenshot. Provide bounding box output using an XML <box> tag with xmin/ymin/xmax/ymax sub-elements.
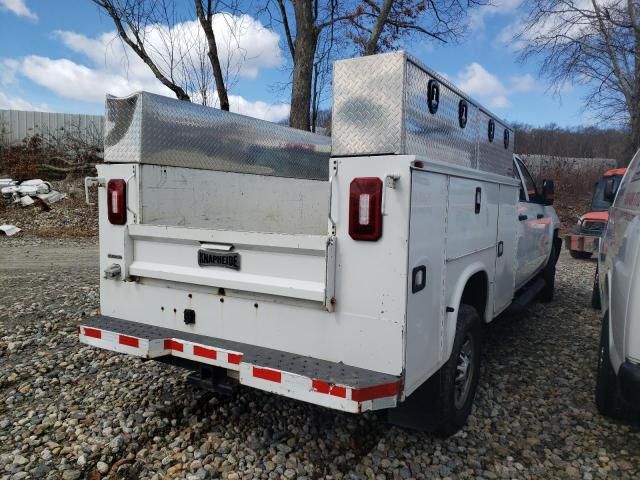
<box><xmin>519</xmin><ymin>214</ymin><xmax>528</xmax><ymax>221</ymax></box>
<box><xmin>537</xmin><ymin>214</ymin><xmax>544</xmax><ymax>219</ymax></box>
<box><xmin>497</xmin><ymin>241</ymin><xmax>504</xmax><ymax>257</ymax></box>
<box><xmin>412</xmin><ymin>265</ymin><xmax>427</xmax><ymax>293</ymax></box>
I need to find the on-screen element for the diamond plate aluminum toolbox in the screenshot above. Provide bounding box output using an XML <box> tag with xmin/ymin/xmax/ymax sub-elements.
<box><xmin>104</xmin><ymin>91</ymin><xmax>331</xmax><ymax>180</ymax></box>
<box><xmin>332</xmin><ymin>51</ymin><xmax>514</xmax><ymax>176</ymax></box>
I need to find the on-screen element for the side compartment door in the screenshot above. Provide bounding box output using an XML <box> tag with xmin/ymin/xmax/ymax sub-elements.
<box><xmin>493</xmin><ymin>184</ymin><xmax>519</xmax><ymax>314</ymax></box>
<box><xmin>404</xmin><ymin>169</ymin><xmax>448</xmax><ymax>395</ymax></box>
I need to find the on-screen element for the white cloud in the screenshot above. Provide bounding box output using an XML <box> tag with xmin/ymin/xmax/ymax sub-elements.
<box><xmin>0</xmin><ymin>92</ymin><xmax>48</xmax><ymax>111</ymax></box>
<box><xmin>453</xmin><ymin>63</ymin><xmax>541</xmax><ymax>109</ymax></box>
<box><xmin>5</xmin><ymin>13</ymin><xmax>289</xmax><ymax>121</ymax></box>
<box><xmin>496</xmin><ymin>17</ymin><xmax>528</xmax><ymax>50</ymax></box>
<box><xmin>228</xmin><ymin>95</ymin><xmax>289</xmax><ymax>123</ymax></box>
<box><xmin>455</xmin><ymin>62</ymin><xmax>511</xmax><ymax>109</ymax></box>
<box><xmin>0</xmin><ymin>0</ymin><xmax>37</xmax><ymax>20</ymax></box>
<box><xmin>19</xmin><ymin>55</ymin><xmax>166</xmax><ymax>103</ymax></box>
<box><xmin>496</xmin><ymin>0</ymin><xmax>616</xmax><ymax>51</ymax></box>
<box><xmin>0</xmin><ymin>58</ymin><xmax>19</xmax><ymax>86</ymax></box>
<box><xmin>510</xmin><ymin>74</ymin><xmax>536</xmax><ymax>93</ymax></box>
<box><xmin>54</xmin><ymin>14</ymin><xmax>282</xmax><ymax>82</ymax></box>
<box><xmin>469</xmin><ymin>0</ymin><xmax>522</xmax><ymax>33</ymax></box>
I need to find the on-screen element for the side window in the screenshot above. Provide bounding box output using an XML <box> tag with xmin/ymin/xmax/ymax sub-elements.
<box><xmin>515</xmin><ymin>159</ymin><xmax>539</xmax><ymax>202</ymax></box>
<box><xmin>512</xmin><ymin>161</ymin><xmax>526</xmax><ymax>201</ymax></box>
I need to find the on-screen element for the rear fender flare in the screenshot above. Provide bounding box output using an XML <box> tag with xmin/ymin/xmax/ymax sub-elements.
<box><xmin>444</xmin><ymin>262</ymin><xmax>488</xmax><ymax>361</ymax></box>
<box><xmin>604</xmin><ymin>269</ymin><xmax>623</xmax><ymax>372</ymax></box>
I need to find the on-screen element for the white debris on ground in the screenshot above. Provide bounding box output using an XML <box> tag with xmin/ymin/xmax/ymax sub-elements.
<box><xmin>1</xmin><ymin>178</ymin><xmax>67</xmax><ymax>209</ymax></box>
<box><xmin>0</xmin><ymin>177</ymin><xmax>76</xmax><ymax>237</ymax></box>
<box><xmin>0</xmin><ymin>224</ymin><xmax>21</xmax><ymax>236</ymax></box>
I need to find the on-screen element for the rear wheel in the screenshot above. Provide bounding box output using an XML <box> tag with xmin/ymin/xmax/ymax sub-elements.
<box><xmin>432</xmin><ymin>304</ymin><xmax>482</xmax><ymax>437</ymax></box>
<box><xmin>595</xmin><ymin>314</ymin><xmax>625</xmax><ymax>418</ymax></box>
<box><xmin>538</xmin><ymin>242</ymin><xmax>558</xmax><ymax>302</ymax></box>
<box><xmin>570</xmin><ymin>250</ymin><xmax>592</xmax><ymax>259</ymax></box>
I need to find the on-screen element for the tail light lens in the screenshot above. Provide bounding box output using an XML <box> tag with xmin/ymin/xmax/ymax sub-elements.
<box><xmin>107</xmin><ymin>179</ymin><xmax>126</xmax><ymax>225</ymax></box>
<box><xmin>349</xmin><ymin>177</ymin><xmax>383</xmax><ymax>241</ymax></box>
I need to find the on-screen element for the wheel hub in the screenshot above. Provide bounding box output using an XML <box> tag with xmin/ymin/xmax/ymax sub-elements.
<box><xmin>454</xmin><ymin>337</ymin><xmax>474</xmax><ymax>409</ymax></box>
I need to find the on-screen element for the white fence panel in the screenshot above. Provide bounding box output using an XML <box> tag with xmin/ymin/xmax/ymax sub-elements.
<box><xmin>0</xmin><ymin>109</ymin><xmax>104</xmax><ymax>147</ymax></box>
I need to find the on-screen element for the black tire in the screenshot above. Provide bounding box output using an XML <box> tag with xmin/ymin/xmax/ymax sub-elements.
<box><xmin>570</xmin><ymin>250</ymin><xmax>592</xmax><ymax>259</ymax></box>
<box><xmin>432</xmin><ymin>304</ymin><xmax>482</xmax><ymax>437</ymax></box>
<box><xmin>595</xmin><ymin>313</ymin><xmax>627</xmax><ymax>418</ymax></box>
<box><xmin>538</xmin><ymin>242</ymin><xmax>558</xmax><ymax>302</ymax></box>
<box><xmin>591</xmin><ymin>265</ymin><xmax>602</xmax><ymax>310</ymax></box>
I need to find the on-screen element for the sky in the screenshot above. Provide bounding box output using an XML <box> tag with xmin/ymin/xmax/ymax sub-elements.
<box><xmin>0</xmin><ymin>0</ymin><xmax>597</xmax><ymax>128</ymax></box>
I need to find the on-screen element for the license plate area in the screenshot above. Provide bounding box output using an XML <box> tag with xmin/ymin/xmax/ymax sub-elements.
<box><xmin>198</xmin><ymin>250</ymin><xmax>241</xmax><ymax>270</ymax></box>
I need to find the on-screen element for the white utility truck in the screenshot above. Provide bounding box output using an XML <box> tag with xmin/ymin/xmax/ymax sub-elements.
<box><xmin>81</xmin><ymin>52</ymin><xmax>560</xmax><ymax>435</ymax></box>
<box><xmin>594</xmin><ymin>149</ymin><xmax>640</xmax><ymax>419</ymax></box>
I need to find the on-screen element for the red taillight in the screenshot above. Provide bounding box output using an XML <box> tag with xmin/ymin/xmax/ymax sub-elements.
<box><xmin>107</xmin><ymin>179</ymin><xmax>126</xmax><ymax>225</ymax></box>
<box><xmin>349</xmin><ymin>177</ymin><xmax>383</xmax><ymax>241</ymax></box>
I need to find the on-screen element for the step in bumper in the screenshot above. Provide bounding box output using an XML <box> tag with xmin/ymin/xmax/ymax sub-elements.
<box><xmin>565</xmin><ymin>234</ymin><xmax>599</xmax><ymax>253</ymax></box>
<box><xmin>79</xmin><ymin>316</ymin><xmax>401</xmax><ymax>413</ymax></box>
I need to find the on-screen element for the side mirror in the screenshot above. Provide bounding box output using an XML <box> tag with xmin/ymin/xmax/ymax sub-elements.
<box><xmin>542</xmin><ymin>179</ymin><xmax>555</xmax><ymax>205</ymax></box>
<box><xmin>604</xmin><ymin>177</ymin><xmax>617</xmax><ymax>203</ymax></box>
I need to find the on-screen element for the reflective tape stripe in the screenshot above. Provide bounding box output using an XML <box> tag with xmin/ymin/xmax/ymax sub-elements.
<box><xmin>193</xmin><ymin>345</ymin><xmax>217</xmax><ymax>360</ymax></box>
<box><xmin>83</xmin><ymin>327</ymin><xmax>102</xmax><ymax>339</ymax></box>
<box><xmin>253</xmin><ymin>366</ymin><xmax>281</xmax><ymax>383</ymax></box>
<box><xmin>119</xmin><ymin>335</ymin><xmax>139</xmax><ymax>348</ymax></box>
<box><xmin>351</xmin><ymin>381</ymin><xmax>401</xmax><ymax>402</ymax></box>
<box><xmin>312</xmin><ymin>379</ymin><xmax>347</xmax><ymax>398</ymax></box>
<box><xmin>228</xmin><ymin>353</ymin><xmax>242</xmax><ymax>365</ymax></box>
<box><xmin>164</xmin><ymin>339</ymin><xmax>183</xmax><ymax>352</ymax></box>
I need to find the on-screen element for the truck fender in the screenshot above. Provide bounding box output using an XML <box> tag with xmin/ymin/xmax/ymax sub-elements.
<box><xmin>604</xmin><ymin>269</ymin><xmax>623</xmax><ymax>372</ymax></box>
<box><xmin>443</xmin><ymin>262</ymin><xmax>489</xmax><ymax>362</ymax></box>
<box><xmin>550</xmin><ymin>228</ymin><xmax>561</xmax><ymax>263</ymax></box>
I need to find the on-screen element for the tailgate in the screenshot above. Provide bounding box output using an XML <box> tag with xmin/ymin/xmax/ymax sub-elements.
<box><xmin>126</xmin><ymin>224</ymin><xmax>336</xmax><ymax>309</ymax></box>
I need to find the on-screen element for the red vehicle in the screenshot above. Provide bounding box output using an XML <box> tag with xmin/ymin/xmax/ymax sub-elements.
<box><xmin>565</xmin><ymin>168</ymin><xmax>626</xmax><ymax>259</ymax></box>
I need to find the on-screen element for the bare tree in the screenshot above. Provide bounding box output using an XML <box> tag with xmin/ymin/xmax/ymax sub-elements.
<box><xmin>93</xmin><ymin>0</ymin><xmax>237</xmax><ymax>110</ymax></box>
<box><xmin>267</xmin><ymin>0</ymin><xmax>483</xmax><ymax>131</ymax></box>
<box><xmin>93</xmin><ymin>0</ymin><xmax>191</xmax><ymax>100</ymax></box>
<box><xmin>516</xmin><ymin>0</ymin><xmax>640</xmax><ymax>156</ymax></box>
<box><xmin>352</xmin><ymin>0</ymin><xmax>479</xmax><ymax>55</ymax></box>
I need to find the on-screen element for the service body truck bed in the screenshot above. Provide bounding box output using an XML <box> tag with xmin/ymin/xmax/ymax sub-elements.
<box><xmin>81</xmin><ymin>52</ymin><xmax>560</xmax><ymax>434</ymax></box>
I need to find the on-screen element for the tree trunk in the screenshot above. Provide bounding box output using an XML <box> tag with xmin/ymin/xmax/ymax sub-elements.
<box><xmin>311</xmin><ymin>62</ymin><xmax>319</xmax><ymax>132</ymax></box>
<box><xmin>364</xmin><ymin>0</ymin><xmax>394</xmax><ymax>55</ymax></box>
<box><xmin>195</xmin><ymin>0</ymin><xmax>230</xmax><ymax>111</ymax></box>
<box><xmin>289</xmin><ymin>0</ymin><xmax>318</xmax><ymax>131</ymax></box>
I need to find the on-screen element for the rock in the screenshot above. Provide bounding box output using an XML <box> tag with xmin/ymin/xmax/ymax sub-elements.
<box><xmin>167</xmin><ymin>463</ymin><xmax>183</xmax><ymax>476</ymax></box>
<box><xmin>12</xmin><ymin>455</ymin><xmax>28</xmax><ymax>466</ymax></box>
<box><xmin>61</xmin><ymin>470</ymin><xmax>81</xmax><ymax>480</ymax></box>
<box><xmin>96</xmin><ymin>462</ymin><xmax>109</xmax><ymax>474</ymax></box>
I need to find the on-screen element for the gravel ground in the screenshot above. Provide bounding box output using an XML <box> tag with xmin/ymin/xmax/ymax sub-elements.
<box><xmin>1</xmin><ymin>237</ymin><xmax>639</xmax><ymax>480</ymax></box>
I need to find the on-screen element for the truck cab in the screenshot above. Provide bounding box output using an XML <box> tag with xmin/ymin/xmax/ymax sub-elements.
<box><xmin>512</xmin><ymin>155</ymin><xmax>561</xmax><ymax>291</ymax></box>
<box><xmin>595</xmin><ymin>150</ymin><xmax>640</xmax><ymax>418</ymax></box>
<box><xmin>566</xmin><ymin>168</ymin><xmax>627</xmax><ymax>259</ymax></box>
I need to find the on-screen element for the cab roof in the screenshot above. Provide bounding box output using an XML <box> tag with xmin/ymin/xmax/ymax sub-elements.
<box><xmin>604</xmin><ymin>168</ymin><xmax>627</xmax><ymax>177</ymax></box>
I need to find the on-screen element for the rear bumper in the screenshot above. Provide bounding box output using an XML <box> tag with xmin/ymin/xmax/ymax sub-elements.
<box><xmin>79</xmin><ymin>316</ymin><xmax>401</xmax><ymax>413</ymax></box>
<box><xmin>619</xmin><ymin>360</ymin><xmax>640</xmax><ymax>405</ymax></box>
<box><xmin>564</xmin><ymin>234</ymin><xmax>599</xmax><ymax>253</ymax></box>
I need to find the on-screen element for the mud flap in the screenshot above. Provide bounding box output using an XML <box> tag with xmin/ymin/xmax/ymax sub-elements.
<box><xmin>387</xmin><ymin>372</ymin><xmax>441</xmax><ymax>431</ymax></box>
